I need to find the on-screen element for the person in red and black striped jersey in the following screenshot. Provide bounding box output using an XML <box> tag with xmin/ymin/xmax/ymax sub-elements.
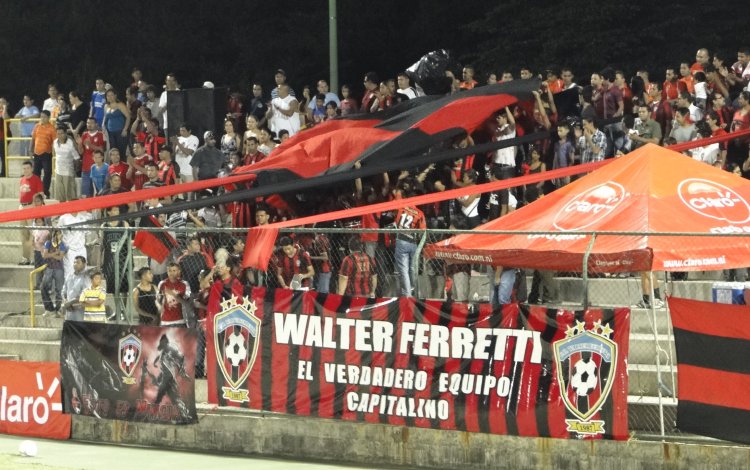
<box><xmin>392</xmin><ymin>183</ymin><xmax>426</xmax><ymax>296</ymax></box>
<box><xmin>276</xmin><ymin>236</ymin><xmax>314</xmax><ymax>290</ymax></box>
<box><xmin>338</xmin><ymin>238</ymin><xmax>377</xmax><ymax>298</ymax></box>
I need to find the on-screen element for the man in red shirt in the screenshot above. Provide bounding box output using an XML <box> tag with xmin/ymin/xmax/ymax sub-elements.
<box><xmin>18</xmin><ymin>160</ymin><xmax>44</xmax><ymax>265</ymax></box>
<box><xmin>691</xmin><ymin>48</ymin><xmax>710</xmax><ymax>75</ymax></box>
<box><xmin>662</xmin><ymin>68</ymin><xmax>680</xmax><ymax>104</ymax></box>
<box><xmin>647</xmin><ymin>82</ymin><xmax>673</xmax><ymax>138</ymax></box>
<box><xmin>242</xmin><ymin>136</ymin><xmax>265</xmax><ymax>166</ymax></box>
<box><xmin>107</xmin><ymin>148</ymin><xmax>132</xmax><ymax>189</ymax></box>
<box><xmin>157</xmin><ymin>263</ymin><xmax>191</xmax><ymax>326</ymax></box>
<box><xmin>76</xmin><ymin>117</ymin><xmax>105</xmax><ymax>198</ymax></box>
<box><xmin>338</xmin><ymin>238</ymin><xmax>377</xmax><ymax>298</ymax></box>
<box><xmin>207</xmin><ymin>257</ymin><xmax>243</xmax><ymax>319</ymax></box>
<box><xmin>276</xmin><ymin>236</ymin><xmax>314</xmax><ymax>289</ymax></box>
<box><xmin>136</xmin><ymin>118</ymin><xmax>166</xmax><ymax>161</ymax></box>
<box><xmin>361</xmin><ymin>72</ymin><xmax>380</xmax><ymax>113</ymax></box>
<box><xmin>460</xmin><ymin>66</ymin><xmax>478</xmax><ymax>90</ymax></box>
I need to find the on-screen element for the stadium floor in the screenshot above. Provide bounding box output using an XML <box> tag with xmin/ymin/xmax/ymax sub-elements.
<box><xmin>0</xmin><ymin>434</ymin><xmax>380</xmax><ymax>470</ymax></box>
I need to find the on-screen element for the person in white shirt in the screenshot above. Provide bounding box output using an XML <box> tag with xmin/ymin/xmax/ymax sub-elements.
<box><xmin>43</xmin><ymin>84</ymin><xmax>59</xmax><ymax>114</ymax></box>
<box><xmin>158</xmin><ymin>73</ymin><xmax>179</xmax><ymax>134</ymax></box>
<box><xmin>58</xmin><ymin>210</ymin><xmax>92</xmax><ymax>278</ymax></box>
<box><xmin>396</xmin><ymin>73</ymin><xmax>418</xmax><ymax>100</ymax></box>
<box><xmin>171</xmin><ymin>124</ymin><xmax>199</xmax><ymax>182</ymax></box>
<box><xmin>268</xmin><ymin>84</ymin><xmax>300</xmax><ymax>137</ymax></box>
<box><xmin>52</xmin><ymin>127</ymin><xmax>80</xmax><ymax>202</ymax></box>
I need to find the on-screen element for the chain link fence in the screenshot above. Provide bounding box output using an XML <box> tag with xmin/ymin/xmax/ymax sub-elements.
<box><xmin>0</xmin><ymin>223</ymin><xmax>746</xmax><ymax>440</ymax></box>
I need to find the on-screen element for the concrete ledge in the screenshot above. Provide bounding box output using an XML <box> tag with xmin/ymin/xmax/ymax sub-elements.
<box><xmin>71</xmin><ymin>407</ymin><xmax>750</xmax><ymax>469</ymax></box>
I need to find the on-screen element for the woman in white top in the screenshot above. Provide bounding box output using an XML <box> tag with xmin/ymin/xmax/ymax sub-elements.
<box><xmin>243</xmin><ymin>114</ymin><xmax>261</xmax><ymax>150</ymax></box>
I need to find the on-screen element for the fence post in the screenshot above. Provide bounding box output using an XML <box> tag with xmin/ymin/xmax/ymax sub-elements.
<box><xmin>126</xmin><ymin>229</ymin><xmax>135</xmax><ymax>324</ymax></box>
<box><xmin>413</xmin><ymin>230</ymin><xmax>428</xmax><ymax>299</ymax></box>
<box><xmin>112</xmin><ymin>230</ymin><xmax>131</xmax><ymax>324</ymax></box>
<box><xmin>581</xmin><ymin>233</ymin><xmax>597</xmax><ymax>310</ymax></box>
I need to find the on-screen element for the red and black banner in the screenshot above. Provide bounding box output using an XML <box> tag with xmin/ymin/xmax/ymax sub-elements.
<box><xmin>670</xmin><ymin>296</ymin><xmax>750</xmax><ymax>443</ymax></box>
<box><xmin>207</xmin><ymin>289</ymin><xmax>630</xmax><ymax>439</ymax></box>
<box><xmin>134</xmin><ymin>215</ymin><xmax>178</xmax><ymax>263</ymax></box>
<box><xmin>60</xmin><ymin>321</ymin><xmax>198</xmax><ymax>424</ymax></box>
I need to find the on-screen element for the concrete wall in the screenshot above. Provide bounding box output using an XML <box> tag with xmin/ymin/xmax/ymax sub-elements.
<box><xmin>72</xmin><ymin>409</ymin><xmax>750</xmax><ymax>469</ymax></box>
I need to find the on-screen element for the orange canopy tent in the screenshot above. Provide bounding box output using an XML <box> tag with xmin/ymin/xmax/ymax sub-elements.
<box><xmin>424</xmin><ymin>144</ymin><xmax>750</xmax><ymax>273</ymax></box>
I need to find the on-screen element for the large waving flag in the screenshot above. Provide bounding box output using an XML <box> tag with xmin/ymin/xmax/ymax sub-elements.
<box><xmin>0</xmin><ymin>81</ymin><xmax>537</xmax><ymax>225</ymax></box>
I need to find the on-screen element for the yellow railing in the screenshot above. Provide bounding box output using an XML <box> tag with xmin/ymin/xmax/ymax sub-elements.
<box><xmin>29</xmin><ymin>263</ymin><xmax>47</xmax><ymax>328</ymax></box>
<box><xmin>4</xmin><ymin>117</ymin><xmax>41</xmax><ymax>176</ymax></box>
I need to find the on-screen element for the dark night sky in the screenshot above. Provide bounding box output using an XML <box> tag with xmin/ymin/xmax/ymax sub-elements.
<box><xmin>0</xmin><ymin>0</ymin><xmax>747</xmax><ymax>106</ymax></box>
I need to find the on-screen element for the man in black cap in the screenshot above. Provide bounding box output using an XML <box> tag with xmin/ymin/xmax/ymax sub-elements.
<box><xmin>270</xmin><ymin>69</ymin><xmax>296</xmax><ymax>100</ymax></box>
<box><xmin>190</xmin><ymin>131</ymin><xmax>224</xmax><ymax>181</ymax></box>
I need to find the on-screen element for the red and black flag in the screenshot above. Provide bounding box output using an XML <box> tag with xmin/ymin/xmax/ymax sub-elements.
<box><xmin>670</xmin><ymin>296</ymin><xmax>750</xmax><ymax>443</ymax></box>
<box><xmin>232</xmin><ymin>80</ymin><xmax>538</xmax><ymax>182</ymax></box>
<box><xmin>133</xmin><ymin>215</ymin><xmax>178</xmax><ymax>263</ymax></box>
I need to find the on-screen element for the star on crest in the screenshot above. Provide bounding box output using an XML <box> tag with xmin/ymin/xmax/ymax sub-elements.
<box><xmin>591</xmin><ymin>319</ymin><xmax>614</xmax><ymax>339</ymax></box>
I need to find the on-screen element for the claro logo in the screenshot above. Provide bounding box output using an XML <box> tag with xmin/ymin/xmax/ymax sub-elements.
<box><xmin>678</xmin><ymin>179</ymin><xmax>750</xmax><ymax>224</ymax></box>
<box><xmin>0</xmin><ymin>372</ymin><xmax>63</xmax><ymax>424</ymax></box>
<box><xmin>553</xmin><ymin>182</ymin><xmax>627</xmax><ymax>231</ymax></box>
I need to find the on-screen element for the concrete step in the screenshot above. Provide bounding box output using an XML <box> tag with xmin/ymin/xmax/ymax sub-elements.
<box><xmin>630</xmin><ymin>308</ymin><xmax>672</xmax><ymax>335</ymax></box>
<box><xmin>0</xmin><ymin>175</ymin><xmax>24</xmax><ymax>195</ymax></box>
<box><xmin>0</xmin><ymin>338</ymin><xmax>60</xmax><ymax>362</ymax></box>
<box><xmin>0</xmin><ymin>287</ymin><xmax>44</xmax><ymax>312</ymax></box>
<box><xmin>0</xmin><ymin>264</ymin><xmax>63</xmax><ymax>290</ymax></box>
<box><xmin>0</xmin><ymin>326</ymin><xmax>60</xmax><ymax>341</ymax></box>
<box><xmin>0</xmin><ymin>354</ymin><xmax>20</xmax><ymax>360</ymax></box>
<box><xmin>627</xmin><ymin>395</ymin><xmax>678</xmax><ymax>433</ymax></box>
<box><xmin>0</xmin><ymin>313</ymin><xmax>64</xmax><ymax>328</ymax></box>
<box><xmin>628</xmin><ymin>363</ymin><xmax>678</xmax><ymax>398</ymax></box>
<box><xmin>628</xmin><ymin>333</ymin><xmax>676</xmax><ymax>364</ymax></box>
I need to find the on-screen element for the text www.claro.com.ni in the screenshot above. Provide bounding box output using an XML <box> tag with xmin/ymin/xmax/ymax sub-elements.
<box><xmin>432</xmin><ymin>251</ymin><xmax>493</xmax><ymax>263</ymax></box>
<box><xmin>662</xmin><ymin>255</ymin><xmax>727</xmax><ymax>268</ymax></box>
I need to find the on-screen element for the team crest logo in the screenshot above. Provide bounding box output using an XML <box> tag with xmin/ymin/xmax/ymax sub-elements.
<box><xmin>553</xmin><ymin>319</ymin><xmax>617</xmax><ymax>435</ymax></box>
<box><xmin>213</xmin><ymin>296</ymin><xmax>261</xmax><ymax>403</ymax></box>
<box><xmin>118</xmin><ymin>333</ymin><xmax>142</xmax><ymax>385</ymax></box>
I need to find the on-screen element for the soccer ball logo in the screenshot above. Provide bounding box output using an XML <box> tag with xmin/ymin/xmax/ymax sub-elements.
<box><xmin>123</xmin><ymin>345</ymin><xmax>137</xmax><ymax>367</ymax></box>
<box><xmin>570</xmin><ymin>358</ymin><xmax>598</xmax><ymax>396</ymax></box>
<box><xmin>225</xmin><ymin>331</ymin><xmax>248</xmax><ymax>367</ymax></box>
<box><xmin>118</xmin><ymin>333</ymin><xmax>142</xmax><ymax>378</ymax></box>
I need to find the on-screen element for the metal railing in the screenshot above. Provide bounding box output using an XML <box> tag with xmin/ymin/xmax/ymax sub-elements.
<box><xmin>4</xmin><ymin>117</ymin><xmax>40</xmax><ymax>175</ymax></box>
<box><xmin>29</xmin><ymin>263</ymin><xmax>47</xmax><ymax>328</ymax></box>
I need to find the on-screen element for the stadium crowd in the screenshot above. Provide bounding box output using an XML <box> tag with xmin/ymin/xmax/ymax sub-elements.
<box><xmin>4</xmin><ymin>44</ymin><xmax>750</xmax><ymax>327</ymax></box>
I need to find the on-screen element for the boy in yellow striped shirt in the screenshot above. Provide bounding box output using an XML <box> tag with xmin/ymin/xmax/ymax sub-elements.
<box><xmin>79</xmin><ymin>270</ymin><xmax>107</xmax><ymax>322</ymax></box>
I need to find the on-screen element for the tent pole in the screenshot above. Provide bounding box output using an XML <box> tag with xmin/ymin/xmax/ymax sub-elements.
<box><xmin>650</xmin><ymin>270</ymin><xmax>666</xmax><ymax>438</ymax></box>
<box><xmin>581</xmin><ymin>234</ymin><xmax>596</xmax><ymax>310</ymax></box>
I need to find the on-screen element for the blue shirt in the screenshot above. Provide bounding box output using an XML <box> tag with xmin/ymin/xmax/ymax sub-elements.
<box><xmin>307</xmin><ymin>92</ymin><xmax>340</xmax><ymax>110</ymax></box>
<box><xmin>16</xmin><ymin>105</ymin><xmax>39</xmax><ymax>136</ymax></box>
<box><xmin>91</xmin><ymin>91</ymin><xmax>106</xmax><ymax>126</ymax></box>
<box><xmin>90</xmin><ymin>163</ymin><xmax>109</xmax><ymax>194</ymax></box>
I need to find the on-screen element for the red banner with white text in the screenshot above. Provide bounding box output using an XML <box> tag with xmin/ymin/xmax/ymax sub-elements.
<box><xmin>0</xmin><ymin>360</ymin><xmax>71</xmax><ymax>439</ymax></box>
<box><xmin>207</xmin><ymin>289</ymin><xmax>630</xmax><ymax>439</ymax></box>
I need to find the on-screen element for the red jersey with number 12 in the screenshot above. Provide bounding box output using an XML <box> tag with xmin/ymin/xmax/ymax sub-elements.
<box><xmin>394</xmin><ymin>206</ymin><xmax>426</xmax><ymax>241</ymax></box>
